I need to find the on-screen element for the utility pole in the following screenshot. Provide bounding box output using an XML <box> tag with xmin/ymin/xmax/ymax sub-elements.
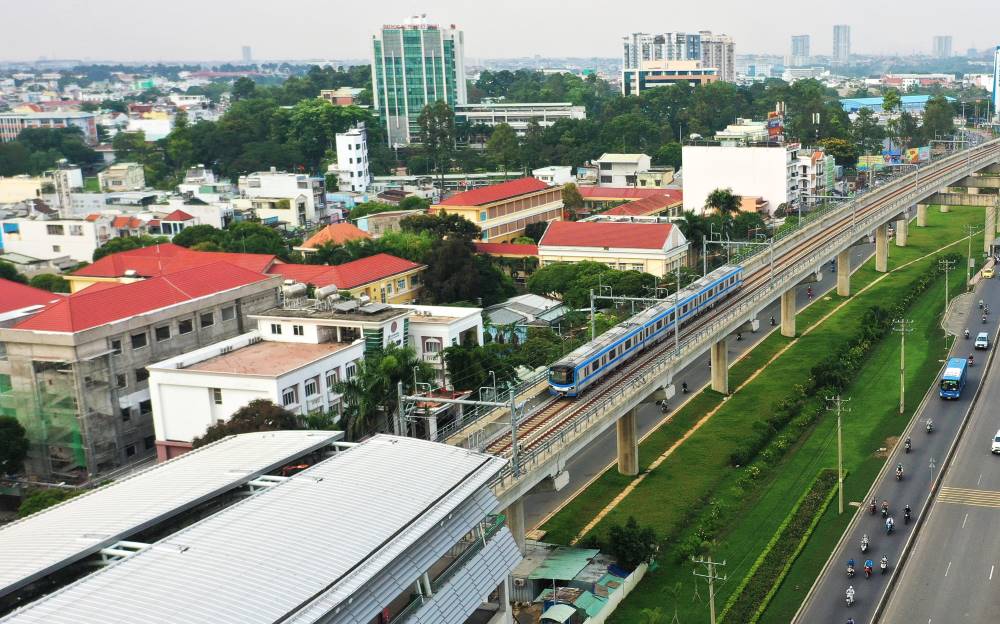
<box><xmin>692</xmin><ymin>556</ymin><xmax>727</xmax><ymax>624</ymax></box>
<box><xmin>825</xmin><ymin>395</ymin><xmax>851</xmax><ymax>514</ymax></box>
<box><xmin>938</xmin><ymin>257</ymin><xmax>956</xmax><ymax>338</ymax></box>
<box><xmin>966</xmin><ymin>224</ymin><xmax>982</xmax><ymax>292</ymax></box>
<box><xmin>590</xmin><ymin>288</ymin><xmax>596</xmax><ymax>340</ymax></box>
<box><xmin>893</xmin><ymin>319</ymin><xmax>914</xmax><ymax>415</ymax></box>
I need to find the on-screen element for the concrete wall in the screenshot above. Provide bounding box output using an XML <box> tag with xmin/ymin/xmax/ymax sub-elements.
<box><xmin>0</xmin><ymin>218</ymin><xmax>104</xmax><ymax>262</ymax></box>
<box><xmin>682</xmin><ymin>144</ymin><xmax>792</xmax><ymax>215</ymax></box>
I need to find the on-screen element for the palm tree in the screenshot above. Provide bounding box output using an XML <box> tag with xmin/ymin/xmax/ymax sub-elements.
<box><xmin>334</xmin><ymin>344</ymin><xmax>435</xmax><ymax>440</ymax></box>
<box><xmin>705</xmin><ymin>188</ymin><xmax>742</xmax><ymax>217</ymax></box>
<box><xmin>676</xmin><ymin>211</ymin><xmax>710</xmax><ymax>265</ymax></box>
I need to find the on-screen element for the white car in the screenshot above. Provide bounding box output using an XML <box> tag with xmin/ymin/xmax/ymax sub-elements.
<box><xmin>975</xmin><ymin>332</ymin><xmax>990</xmax><ymax>350</ymax></box>
<box><xmin>992</xmin><ymin>429</ymin><xmax>1000</xmax><ymax>454</ymax></box>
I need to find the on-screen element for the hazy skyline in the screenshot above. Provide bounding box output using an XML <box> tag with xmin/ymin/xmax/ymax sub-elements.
<box><xmin>5</xmin><ymin>0</ymin><xmax>999</xmax><ymax>63</ymax></box>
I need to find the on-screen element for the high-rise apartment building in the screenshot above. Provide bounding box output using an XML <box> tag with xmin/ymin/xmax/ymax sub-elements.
<box><xmin>622</xmin><ymin>30</ymin><xmax>733</xmax><ymax>82</ymax></box>
<box><xmin>241</xmin><ymin>46</ymin><xmax>252</xmax><ymax>63</ymax></box>
<box><xmin>833</xmin><ymin>25</ymin><xmax>851</xmax><ymax>64</ymax></box>
<box><xmin>791</xmin><ymin>35</ymin><xmax>810</xmax><ymax>66</ymax></box>
<box><xmin>371</xmin><ymin>15</ymin><xmax>467</xmax><ymax>146</ymax></box>
<box><xmin>933</xmin><ymin>36</ymin><xmax>953</xmax><ymax>58</ymax></box>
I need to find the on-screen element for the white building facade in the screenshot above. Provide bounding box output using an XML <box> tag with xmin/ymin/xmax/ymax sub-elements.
<box><xmin>682</xmin><ymin>143</ymin><xmax>801</xmax><ymax>216</ymax></box>
<box><xmin>334</xmin><ymin>124</ymin><xmax>371</xmax><ymax>193</ymax></box>
<box><xmin>594</xmin><ymin>153</ymin><xmax>653</xmax><ymax>186</ymax></box>
<box><xmin>236</xmin><ymin>169</ymin><xmax>328</xmax><ymax>226</ymax></box>
<box><xmin>98</xmin><ymin>163</ymin><xmax>146</xmax><ymax>192</ymax></box>
<box><xmin>0</xmin><ymin>216</ymin><xmax>109</xmax><ymax>262</ymax></box>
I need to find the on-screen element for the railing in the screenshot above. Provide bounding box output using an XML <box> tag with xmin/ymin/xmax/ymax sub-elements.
<box><xmin>491</xmin><ymin>138</ymin><xmax>1000</xmax><ymax>494</ymax></box>
<box><xmin>389</xmin><ymin>514</ymin><xmax>507</xmax><ymax>624</ymax></box>
<box><xmin>432</xmin><ymin>370</ymin><xmax>548</xmax><ymax>444</ymax></box>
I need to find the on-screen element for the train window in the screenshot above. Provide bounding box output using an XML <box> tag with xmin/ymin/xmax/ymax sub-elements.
<box><xmin>551</xmin><ymin>367</ymin><xmax>573</xmax><ymax>384</ymax></box>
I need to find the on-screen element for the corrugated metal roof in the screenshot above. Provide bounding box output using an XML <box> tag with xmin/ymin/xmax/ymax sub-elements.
<box><xmin>528</xmin><ymin>546</ymin><xmax>600</xmax><ymax>580</ymax></box>
<box><xmin>2</xmin><ymin>435</ymin><xmax>508</xmax><ymax>624</ymax></box>
<box><xmin>0</xmin><ymin>430</ymin><xmax>342</xmax><ymax>602</ymax></box>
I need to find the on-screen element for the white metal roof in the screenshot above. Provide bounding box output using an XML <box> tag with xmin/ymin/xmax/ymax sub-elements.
<box><xmin>2</xmin><ymin>435</ymin><xmax>507</xmax><ymax>624</ymax></box>
<box><xmin>0</xmin><ymin>430</ymin><xmax>342</xmax><ymax>601</ymax></box>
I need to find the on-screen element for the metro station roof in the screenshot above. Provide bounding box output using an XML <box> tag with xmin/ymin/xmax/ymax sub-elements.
<box><xmin>0</xmin><ymin>430</ymin><xmax>342</xmax><ymax>603</ymax></box>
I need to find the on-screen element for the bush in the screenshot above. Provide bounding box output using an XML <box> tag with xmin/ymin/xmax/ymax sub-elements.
<box><xmin>17</xmin><ymin>487</ymin><xmax>82</xmax><ymax>518</ymax></box>
<box><xmin>607</xmin><ymin>516</ymin><xmax>659</xmax><ymax>570</ymax></box>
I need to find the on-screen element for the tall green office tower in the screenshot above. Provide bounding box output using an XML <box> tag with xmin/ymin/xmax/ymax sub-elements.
<box><xmin>371</xmin><ymin>15</ymin><xmax>467</xmax><ymax>147</ymax></box>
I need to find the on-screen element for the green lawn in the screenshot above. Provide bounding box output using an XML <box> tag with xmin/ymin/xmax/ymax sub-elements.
<box><xmin>83</xmin><ymin>177</ymin><xmax>100</xmax><ymax>192</ymax></box>
<box><xmin>538</xmin><ymin>205</ymin><xmax>986</xmax><ymax>622</ymax></box>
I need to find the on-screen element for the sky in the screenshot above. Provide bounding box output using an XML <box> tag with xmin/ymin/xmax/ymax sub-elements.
<box><xmin>6</xmin><ymin>0</ymin><xmax>1000</xmax><ymax>62</ymax></box>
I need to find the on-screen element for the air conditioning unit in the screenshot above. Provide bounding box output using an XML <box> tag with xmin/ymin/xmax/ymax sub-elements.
<box><xmin>513</xmin><ymin>578</ymin><xmax>526</xmax><ymax>588</ymax></box>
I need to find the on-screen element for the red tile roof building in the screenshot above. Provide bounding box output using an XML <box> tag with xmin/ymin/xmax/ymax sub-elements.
<box><xmin>434</xmin><ymin>177</ymin><xmax>563</xmax><ymax>243</ymax></box>
<box><xmin>602</xmin><ymin>191</ymin><xmax>683</xmax><ymax>217</ymax></box>
<box><xmin>0</xmin><ymin>279</ymin><xmax>63</xmax><ymax>320</ymax></box>
<box><xmin>0</xmin><ymin>263</ymin><xmax>282</xmax><ymax>481</ymax></box>
<box><xmin>472</xmin><ymin>242</ymin><xmax>539</xmax><ymax>257</ymax></box>
<box><xmin>269</xmin><ymin>253</ymin><xmax>425</xmax><ymax>303</ymax></box>
<box><xmin>296</xmin><ymin>223</ymin><xmax>372</xmax><ymax>252</ymax></box>
<box><xmin>538</xmin><ymin>221</ymin><xmax>688</xmax><ymax>276</ymax></box>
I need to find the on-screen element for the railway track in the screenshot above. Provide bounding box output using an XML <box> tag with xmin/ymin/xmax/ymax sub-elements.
<box><xmin>482</xmin><ymin>143</ymin><xmax>1000</xmax><ymax>459</ymax></box>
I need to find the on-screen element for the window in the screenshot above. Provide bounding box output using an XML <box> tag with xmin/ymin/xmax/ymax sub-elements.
<box><xmin>144</xmin><ymin>435</ymin><xmax>155</xmax><ymax>450</ymax></box>
<box><xmin>600</xmin><ymin>176</ymin><xmax>613</xmax><ymax>184</ymax></box>
<box><xmin>271</xmin><ymin>323</ymin><xmax>283</xmax><ymax>335</ymax></box>
<box><xmin>345</xmin><ymin>362</ymin><xmax>357</xmax><ymax>380</ymax></box>
<box><xmin>155</xmin><ymin>325</ymin><xmax>171</xmax><ymax>342</ymax></box>
<box><xmin>424</xmin><ymin>339</ymin><xmax>441</xmax><ymax>353</ymax></box>
<box><xmin>47</xmin><ymin>224</ymin><xmax>64</xmax><ymax>236</ymax></box>
<box><xmin>386</xmin><ymin>283</ymin><xmax>393</xmax><ymax>295</ymax></box>
<box><xmin>305</xmin><ymin>377</ymin><xmax>319</xmax><ymax>397</ymax></box>
<box><xmin>410</xmin><ymin>274</ymin><xmax>421</xmax><ymax>287</ymax></box>
<box><xmin>52</xmin><ymin>245</ymin><xmax>61</xmax><ymax>252</ymax></box>
<box><xmin>282</xmin><ymin>386</ymin><xmax>298</xmax><ymax>406</ymax></box>
<box><xmin>139</xmin><ymin>400</ymin><xmax>152</xmax><ymax>415</ymax></box>
<box><xmin>200</xmin><ymin>312</ymin><xmax>214</xmax><ymax>328</ymax></box>
<box><xmin>69</xmin><ymin>225</ymin><xmax>83</xmax><ymax>236</ymax></box>
<box><xmin>111</xmin><ymin>339</ymin><xmax>122</xmax><ymax>355</ymax></box>
<box><xmin>397</xmin><ymin>279</ymin><xmax>406</xmax><ymax>291</ymax></box>
<box><xmin>178</xmin><ymin>318</ymin><xmax>193</xmax><ymax>334</ymax></box>
<box><xmin>130</xmin><ymin>332</ymin><xmax>147</xmax><ymax>350</ymax></box>
<box><xmin>221</xmin><ymin>306</ymin><xmax>236</xmax><ymax>321</ymax></box>
<box><xmin>115</xmin><ymin>373</ymin><xmax>127</xmax><ymax>389</ymax></box>
<box><xmin>325</xmin><ymin>368</ymin><xmax>339</xmax><ymax>391</ymax></box>
<box><xmin>211</xmin><ymin>387</ymin><xmax>223</xmax><ymax>405</ymax></box>
<box><xmin>293</xmin><ymin>325</ymin><xmax>304</xmax><ymax>336</ymax></box>
<box><xmin>125</xmin><ymin>444</ymin><xmax>136</xmax><ymax>458</ymax></box>
<box><xmin>120</xmin><ymin>407</ymin><xmax>131</xmax><ymax>422</ymax></box>
<box><xmin>134</xmin><ymin>367</ymin><xmax>149</xmax><ymax>383</ymax></box>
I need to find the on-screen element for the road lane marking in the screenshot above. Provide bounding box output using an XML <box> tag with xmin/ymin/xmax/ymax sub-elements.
<box><xmin>991</xmin><ymin>565</ymin><xmax>995</xmax><ymax>581</ymax></box>
<box><xmin>979</xmin><ymin>473</ymin><xmax>983</xmax><ymax>486</ymax></box>
<box><xmin>938</xmin><ymin>486</ymin><xmax>1000</xmax><ymax>508</ymax></box>
<box><xmin>963</xmin><ymin>513</ymin><xmax>969</xmax><ymax>528</ymax></box>
<box><xmin>946</xmin><ymin>561</ymin><xmax>952</xmax><ymax>577</ymax></box>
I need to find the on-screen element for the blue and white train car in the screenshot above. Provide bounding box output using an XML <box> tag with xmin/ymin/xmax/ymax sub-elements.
<box><xmin>548</xmin><ymin>265</ymin><xmax>743</xmax><ymax>397</ymax></box>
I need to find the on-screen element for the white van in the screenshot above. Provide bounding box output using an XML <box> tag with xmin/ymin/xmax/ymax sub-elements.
<box><xmin>992</xmin><ymin>429</ymin><xmax>1000</xmax><ymax>454</ymax></box>
<box><xmin>975</xmin><ymin>332</ymin><xmax>989</xmax><ymax>350</ymax></box>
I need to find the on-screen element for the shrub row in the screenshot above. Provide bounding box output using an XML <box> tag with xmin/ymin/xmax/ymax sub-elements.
<box><xmin>719</xmin><ymin>469</ymin><xmax>839</xmax><ymax>624</ymax></box>
<box><xmin>672</xmin><ymin>255</ymin><xmax>957</xmax><ymax>563</ymax></box>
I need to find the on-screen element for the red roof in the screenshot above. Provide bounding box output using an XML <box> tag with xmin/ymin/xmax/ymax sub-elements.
<box><xmin>268</xmin><ymin>253</ymin><xmax>423</xmax><ymax>290</ymax></box>
<box><xmin>578</xmin><ymin>187</ymin><xmax>680</xmax><ymax>200</ymax></box>
<box><xmin>163</xmin><ymin>209</ymin><xmax>195</xmax><ymax>221</ymax></box>
<box><xmin>299</xmin><ymin>223</ymin><xmax>371</xmax><ymax>249</ymax></box>
<box><xmin>14</xmin><ymin>263</ymin><xmax>273</xmax><ymax>333</ymax></box>
<box><xmin>73</xmin><ymin>243</ymin><xmax>276</xmax><ymax>278</ymax></box>
<box><xmin>603</xmin><ymin>192</ymin><xmax>683</xmax><ymax>216</ymax></box>
<box><xmin>438</xmin><ymin>177</ymin><xmax>549</xmax><ymax>206</ymax></box>
<box><xmin>85</xmin><ymin>213</ymin><xmax>101</xmax><ymax>222</ymax></box>
<box><xmin>0</xmin><ymin>279</ymin><xmax>63</xmax><ymax>315</ymax></box>
<box><xmin>112</xmin><ymin>216</ymin><xmax>144</xmax><ymax>229</ymax></box>
<box><xmin>473</xmin><ymin>242</ymin><xmax>539</xmax><ymax>256</ymax></box>
<box><xmin>539</xmin><ymin>221</ymin><xmax>673</xmax><ymax>250</ymax></box>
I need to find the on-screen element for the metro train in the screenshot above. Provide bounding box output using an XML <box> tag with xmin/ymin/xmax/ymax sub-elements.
<box><xmin>548</xmin><ymin>265</ymin><xmax>744</xmax><ymax>397</ymax></box>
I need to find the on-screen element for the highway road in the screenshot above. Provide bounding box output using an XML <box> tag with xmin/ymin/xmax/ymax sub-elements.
<box><xmin>795</xmin><ymin>277</ymin><xmax>1000</xmax><ymax>624</ymax></box>
<box><xmin>880</xmin><ymin>307</ymin><xmax>1000</xmax><ymax>620</ymax></box>
<box><xmin>524</xmin><ymin>240</ymin><xmax>878</xmax><ymax>531</ymax></box>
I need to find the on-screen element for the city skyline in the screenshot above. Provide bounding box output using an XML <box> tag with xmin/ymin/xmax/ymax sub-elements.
<box><xmin>2</xmin><ymin>0</ymin><xmax>997</xmax><ymax>63</ymax></box>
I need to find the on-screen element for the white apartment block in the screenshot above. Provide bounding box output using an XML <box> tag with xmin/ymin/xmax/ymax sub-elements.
<box><xmin>594</xmin><ymin>153</ymin><xmax>653</xmax><ymax>186</ymax></box>
<box><xmin>683</xmin><ymin>142</ymin><xmax>829</xmax><ymax>216</ymax></box>
<box><xmin>334</xmin><ymin>124</ymin><xmax>371</xmax><ymax>192</ymax></box>
<box><xmin>700</xmin><ymin>31</ymin><xmax>736</xmax><ymax>82</ymax></box>
<box><xmin>532</xmin><ymin>166</ymin><xmax>574</xmax><ymax>186</ymax></box>
<box><xmin>455</xmin><ymin>102</ymin><xmax>586</xmax><ymax>137</ymax></box>
<box><xmin>0</xmin><ymin>216</ymin><xmax>111</xmax><ymax>262</ymax></box>
<box><xmin>147</xmin><ymin>329</ymin><xmax>364</xmax><ymax>450</ymax></box>
<box><xmin>397</xmin><ymin>304</ymin><xmax>483</xmax><ymax>379</ymax></box>
<box><xmin>98</xmin><ymin>163</ymin><xmax>146</xmax><ymax>192</ymax></box>
<box><xmin>0</xmin><ymin>111</ymin><xmax>98</xmax><ymax>144</ymax></box>
<box><xmin>236</xmin><ymin>169</ymin><xmax>328</xmax><ymax>226</ymax></box>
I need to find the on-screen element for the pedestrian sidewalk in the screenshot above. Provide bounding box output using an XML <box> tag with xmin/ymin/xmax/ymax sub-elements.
<box><xmin>942</xmin><ymin>292</ymin><xmax>976</xmax><ymax>336</ymax></box>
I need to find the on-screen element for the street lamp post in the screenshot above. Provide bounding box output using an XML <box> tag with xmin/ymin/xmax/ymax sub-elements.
<box><xmin>939</xmin><ymin>258</ymin><xmax>956</xmax><ymax>338</ymax></box>
<box><xmin>893</xmin><ymin>319</ymin><xmax>914</xmax><ymax>415</ymax></box>
<box><xmin>966</xmin><ymin>224</ymin><xmax>983</xmax><ymax>291</ymax></box>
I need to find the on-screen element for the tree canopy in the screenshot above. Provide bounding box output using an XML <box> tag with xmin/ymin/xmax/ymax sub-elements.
<box><xmin>0</xmin><ymin>416</ymin><xmax>29</xmax><ymax>475</ymax></box>
<box><xmin>192</xmin><ymin>399</ymin><xmax>301</xmax><ymax>448</ymax></box>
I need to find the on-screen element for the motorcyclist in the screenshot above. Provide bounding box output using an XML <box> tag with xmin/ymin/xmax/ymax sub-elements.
<box><xmin>770</xmin><ymin>315</ymin><xmax>776</xmax><ymax>326</ymax></box>
<box><xmin>846</xmin><ymin>585</ymin><xmax>856</xmax><ymax>604</ymax></box>
<box><xmin>896</xmin><ymin>463</ymin><xmax>904</xmax><ymax>480</ymax></box>
<box><xmin>980</xmin><ymin>299</ymin><xmax>984</xmax><ymax>309</ymax></box>
<box><xmin>926</xmin><ymin>418</ymin><xmax>934</xmax><ymax>433</ymax></box>
<box><xmin>869</xmin><ymin>498</ymin><xmax>877</xmax><ymax>515</ymax></box>
<box><xmin>847</xmin><ymin>558</ymin><xmax>856</xmax><ymax>577</ymax></box>
<box><xmin>861</xmin><ymin>534</ymin><xmax>869</xmax><ymax>552</ymax></box>
<box><xmin>969</xmin><ymin>353</ymin><xmax>975</xmax><ymax>367</ymax></box>
<box><xmin>983</xmin><ymin>314</ymin><xmax>988</xmax><ymax>324</ymax></box>
<box><xmin>904</xmin><ymin>436</ymin><xmax>911</xmax><ymax>452</ymax></box>
<box><xmin>965</xmin><ymin>328</ymin><xmax>971</xmax><ymax>339</ymax></box>
<box><xmin>904</xmin><ymin>504</ymin><xmax>912</xmax><ymax>524</ymax></box>
<box><xmin>881</xmin><ymin>500</ymin><xmax>889</xmax><ymax>517</ymax></box>
<box><xmin>886</xmin><ymin>516</ymin><xmax>895</xmax><ymax>534</ymax></box>
<box><xmin>681</xmin><ymin>382</ymin><xmax>688</xmax><ymax>394</ymax></box>
<box><xmin>880</xmin><ymin>555</ymin><xmax>888</xmax><ymax>574</ymax></box>
<box><xmin>807</xmin><ymin>287</ymin><xmax>814</xmax><ymax>299</ymax></box>
<box><xmin>864</xmin><ymin>559</ymin><xmax>874</xmax><ymax>578</ymax></box>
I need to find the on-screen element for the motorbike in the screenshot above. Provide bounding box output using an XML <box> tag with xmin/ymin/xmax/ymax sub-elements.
<box><xmin>896</xmin><ymin>468</ymin><xmax>903</xmax><ymax>481</ymax></box>
<box><xmin>847</xmin><ymin>565</ymin><xmax>855</xmax><ymax>578</ymax></box>
<box><xmin>969</xmin><ymin>355</ymin><xmax>975</xmax><ymax>368</ymax></box>
<box><xmin>880</xmin><ymin>557</ymin><xmax>888</xmax><ymax>575</ymax></box>
<box><xmin>965</xmin><ymin>328</ymin><xmax>971</xmax><ymax>339</ymax></box>
<box><xmin>926</xmin><ymin>419</ymin><xmax>934</xmax><ymax>433</ymax></box>
<box><xmin>846</xmin><ymin>590</ymin><xmax>855</xmax><ymax>606</ymax></box>
<box><xmin>869</xmin><ymin>499</ymin><xmax>877</xmax><ymax>515</ymax></box>
<box><xmin>904</xmin><ymin>507</ymin><xmax>911</xmax><ymax>524</ymax></box>
<box><xmin>861</xmin><ymin>535</ymin><xmax>869</xmax><ymax>553</ymax></box>
<box><xmin>983</xmin><ymin>314</ymin><xmax>988</xmax><ymax>324</ymax></box>
<box><xmin>864</xmin><ymin>564</ymin><xmax>872</xmax><ymax>579</ymax></box>
<box><xmin>681</xmin><ymin>382</ymin><xmax>688</xmax><ymax>394</ymax></box>
<box><xmin>881</xmin><ymin>505</ymin><xmax>888</xmax><ymax>518</ymax></box>
<box><xmin>904</xmin><ymin>437</ymin><xmax>911</xmax><ymax>453</ymax></box>
<box><xmin>886</xmin><ymin>520</ymin><xmax>895</xmax><ymax>535</ymax></box>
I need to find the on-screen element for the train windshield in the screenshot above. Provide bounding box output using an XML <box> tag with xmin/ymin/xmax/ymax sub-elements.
<box><xmin>549</xmin><ymin>366</ymin><xmax>573</xmax><ymax>385</ymax></box>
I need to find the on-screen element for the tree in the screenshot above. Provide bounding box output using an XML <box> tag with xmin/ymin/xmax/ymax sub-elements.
<box><xmin>606</xmin><ymin>516</ymin><xmax>658</xmax><ymax>570</ymax></box>
<box><xmin>400</xmin><ymin>212</ymin><xmax>480</xmax><ymax>239</ymax></box>
<box><xmin>520</xmin><ymin>120</ymin><xmax>545</xmax><ymax>171</ymax></box>
<box><xmin>0</xmin><ymin>416</ymin><xmax>29</xmax><ymax>475</ymax></box>
<box><xmin>921</xmin><ymin>95</ymin><xmax>955</xmax><ymax>142</ymax></box>
<box><xmin>28</xmin><ymin>273</ymin><xmax>69</xmax><ymax>293</ymax></box>
<box><xmin>852</xmin><ymin>108</ymin><xmax>884</xmax><ymax>156</ymax></box>
<box><xmin>192</xmin><ymin>400</ymin><xmax>301</xmax><ymax>448</ymax></box>
<box><xmin>653</xmin><ymin>142</ymin><xmax>682</xmax><ymax>169</ymax></box>
<box><xmin>705</xmin><ymin>188</ymin><xmax>742</xmax><ymax>217</ymax></box>
<box><xmin>561</xmin><ymin>183</ymin><xmax>585</xmax><ymax>220</ymax></box>
<box><xmin>675</xmin><ymin>211</ymin><xmax>711</xmax><ymax>264</ymax></box>
<box><xmin>17</xmin><ymin>488</ymin><xmax>81</xmax><ymax>518</ymax></box>
<box><xmin>818</xmin><ymin>137</ymin><xmax>859</xmax><ymax>167</ymax></box>
<box><xmin>422</xmin><ymin>238</ymin><xmax>483</xmax><ymax>304</ymax></box>
<box><xmin>334</xmin><ymin>344</ymin><xmax>434</xmax><ymax>440</ymax></box>
<box><xmin>417</xmin><ymin>101</ymin><xmax>456</xmax><ymax>188</ymax></box>
<box><xmin>0</xmin><ymin>261</ymin><xmax>28</xmax><ymax>284</ymax></box>
<box><xmin>348</xmin><ymin>201</ymin><xmax>399</xmax><ymax>220</ymax></box>
<box><xmin>93</xmin><ymin>235</ymin><xmax>169</xmax><ymax>261</ymax></box>
<box><xmin>523</xmin><ymin>221</ymin><xmax>548</xmax><ymax>243</ymax></box>
<box><xmin>396</xmin><ymin>195</ymin><xmax>430</xmax><ymax>211</ymax></box>
<box><xmin>231</xmin><ymin>77</ymin><xmax>257</xmax><ymax>101</ymax></box>
<box><xmin>486</xmin><ymin>123</ymin><xmax>520</xmax><ymax>176</ymax></box>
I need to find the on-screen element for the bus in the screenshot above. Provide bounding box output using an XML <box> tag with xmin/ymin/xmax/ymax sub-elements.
<box><xmin>939</xmin><ymin>357</ymin><xmax>968</xmax><ymax>399</ymax></box>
